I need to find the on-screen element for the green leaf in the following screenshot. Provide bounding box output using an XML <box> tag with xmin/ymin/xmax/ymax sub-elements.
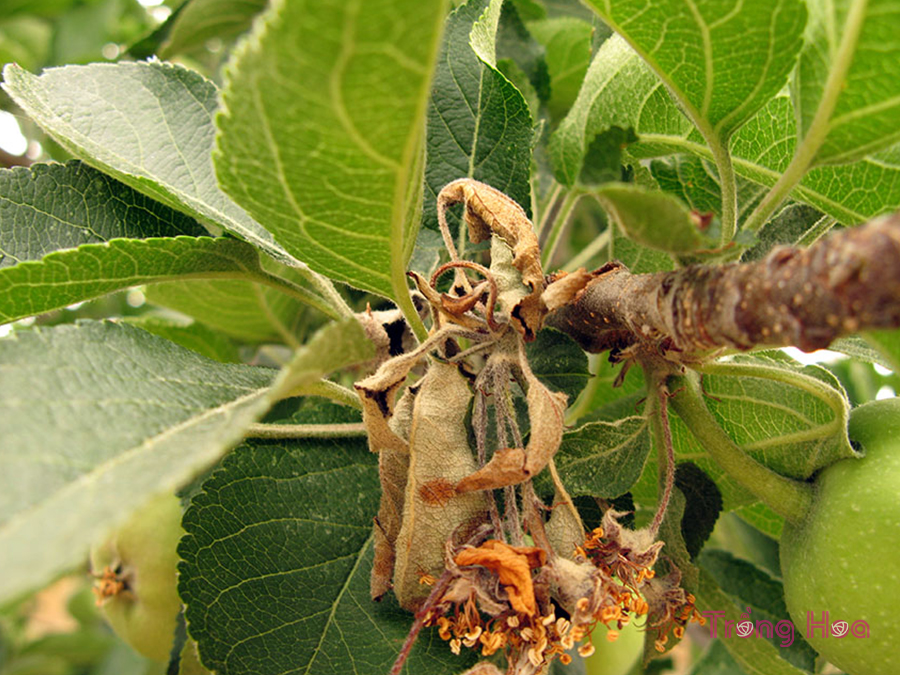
<box><xmin>548</xmin><ymin>416</ymin><xmax>650</xmax><ymax>498</ymax></box>
<box><xmin>729</xmin><ymin>96</ymin><xmax>900</xmax><ymax>224</ymax></box>
<box><xmin>830</xmin><ymin>335</ymin><xmax>894</xmax><ymax>369</ymax></box>
<box><xmin>696</xmin><ymin>569</ymin><xmax>811</xmax><ymax>675</ymax></box>
<box><xmin>0</xmin><ymin>321</ymin><xmax>276</xmax><ymax>604</ymax></box>
<box><xmin>1</xmin><ymin>61</ymin><xmax>290</xmax><ymax>264</ymax></box>
<box><xmin>179</xmin><ymin>429</ymin><xmax>475</xmax><ymax>675</ymax></box>
<box><xmin>0</xmin><ymin>162</ymin><xmax>329</xmax><ymax>327</ymax></box>
<box><xmin>674</xmin><ymin>463</ymin><xmax>723</xmax><ymax>561</ymax></box>
<box><xmin>495</xmin><ymin>1</ymin><xmax>549</xmax><ymax>104</ymax></box>
<box><xmin>610</xmin><ymin>222</ymin><xmax>675</xmax><ymax>274</ymax></box>
<box><xmin>575</xmin><ymin>357</ymin><xmax>647</xmax><ymax>424</ymax></box>
<box><xmin>632</xmin><ymin>355</ymin><xmax>854</xmax><ymax>536</ymax></box>
<box><xmin>124</xmin><ymin>316</ymin><xmax>241</xmax><ymax>364</ymax></box>
<box><xmin>650</xmin><ymin>156</ymin><xmax>725</xmax><ymax>217</ymax></box>
<box><xmin>145</xmin><ymin>278</ymin><xmax>310</xmax><ymax>344</ymax></box>
<box><xmin>797</xmin><ymin>0</ymin><xmax>900</xmax><ymax>165</ymax></box>
<box><xmin>553</xmin><ymin>38</ymin><xmax>900</xmax><ymax>225</ymax></box>
<box><xmin>584</xmin><ymin>0</ymin><xmax>806</xmax><ymax>139</ymax></box>
<box><xmin>48</xmin><ymin>0</ymin><xmax>151</xmax><ymax>65</ymax></box>
<box><xmin>0</xmin><ymin>16</ymin><xmax>51</xmax><ymax>72</ymax></box>
<box><xmin>688</xmin><ymin>641</ymin><xmax>748</xmax><ymax>675</ymax></box>
<box><xmin>159</xmin><ymin>0</ymin><xmax>266</xmax><ymax>58</ymax></box>
<box><xmin>648</xmin><ymin>155</ymin><xmax>769</xmax><ymax>229</ymax></box>
<box><xmin>593</xmin><ymin>183</ymin><xmax>714</xmax><ymax>253</ymax></box>
<box><xmin>0</xmin><ymin>317</ymin><xmax>372</xmax><ymax>604</ymax></box>
<box><xmin>215</xmin><ymin>0</ymin><xmax>447</xmax><ymax>306</ymax></box>
<box><xmin>0</xmin><ymin>235</ymin><xmax>268</xmax><ymax>325</ymax></box>
<box><xmin>550</xmin><ymin>34</ymin><xmax>688</xmax><ymax>187</ymax></box>
<box><xmin>734</xmin><ymin>501</ymin><xmax>787</xmax><ymax>541</ymax></box>
<box><xmin>527</xmin><ymin>17</ymin><xmax>594</xmax><ymax>121</ymax></box>
<box><xmin>862</xmin><ymin>328</ymin><xmax>900</xmax><ymax>374</ymax></box>
<box><xmin>699</xmin><ymin>549</ymin><xmax>817</xmax><ymax>671</ymax></box>
<box><xmin>0</xmin><ymin>161</ymin><xmax>207</xmax><ymax>262</ymax></box>
<box><xmin>579</xmin><ymin>126</ymin><xmax>637</xmax><ymax>186</ymax></box>
<box><xmin>145</xmin><ymin>255</ymin><xmax>323</xmax><ymax>344</ymax></box>
<box><xmin>526</xmin><ymin>327</ymin><xmax>589</xmax><ymax>401</ymax></box>
<box><xmin>422</xmin><ymin>0</ymin><xmax>534</xmax><ymax>237</ymax></box>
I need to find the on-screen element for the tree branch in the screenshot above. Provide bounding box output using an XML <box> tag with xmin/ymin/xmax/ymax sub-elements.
<box><xmin>548</xmin><ymin>213</ymin><xmax>900</xmax><ymax>355</ymax></box>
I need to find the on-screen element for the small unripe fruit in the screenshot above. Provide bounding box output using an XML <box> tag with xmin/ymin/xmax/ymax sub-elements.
<box><xmin>90</xmin><ymin>492</ymin><xmax>184</xmax><ymax>662</ymax></box>
<box><xmin>780</xmin><ymin>398</ymin><xmax>900</xmax><ymax>675</ymax></box>
<box><xmin>582</xmin><ymin>619</ymin><xmax>642</xmax><ymax>675</ymax></box>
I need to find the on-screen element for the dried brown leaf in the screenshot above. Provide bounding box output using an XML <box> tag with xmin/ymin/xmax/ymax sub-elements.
<box><xmin>393</xmin><ymin>361</ymin><xmax>490</xmax><ymax>610</ymax></box>
<box><xmin>371</xmin><ymin>389</ymin><xmax>416</xmax><ymax>600</ymax></box>
<box><xmin>438</xmin><ymin>179</ymin><xmax>546</xmax><ymax>339</ymax></box>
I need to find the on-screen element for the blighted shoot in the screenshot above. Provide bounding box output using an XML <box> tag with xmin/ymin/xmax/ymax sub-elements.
<box><xmin>358</xmin><ymin>179</ymin><xmax>691</xmax><ymax>675</ymax></box>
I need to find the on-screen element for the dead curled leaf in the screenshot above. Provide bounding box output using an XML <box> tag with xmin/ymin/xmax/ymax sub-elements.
<box><xmin>454</xmin><ymin>540</ymin><xmax>547</xmax><ymax>616</ymax></box>
<box><xmin>355</xmin><ymin>324</ymin><xmax>471</xmax><ymax>455</ymax></box>
<box><xmin>370</xmin><ymin>388</ymin><xmax>414</xmax><ymax>600</ymax></box>
<box><xmin>391</xmin><ymin>360</ymin><xmax>490</xmax><ymax>611</ymax></box>
<box><xmin>437</xmin><ymin>179</ymin><xmax>546</xmax><ymax>339</ymax></box>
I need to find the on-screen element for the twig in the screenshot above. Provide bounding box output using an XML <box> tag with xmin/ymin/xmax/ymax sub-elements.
<box><xmin>549</xmin><ymin>213</ymin><xmax>900</xmax><ymax>355</ymax></box>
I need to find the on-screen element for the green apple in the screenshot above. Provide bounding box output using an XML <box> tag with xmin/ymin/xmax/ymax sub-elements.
<box><xmin>90</xmin><ymin>492</ymin><xmax>184</xmax><ymax>663</ymax></box>
<box><xmin>780</xmin><ymin>397</ymin><xmax>900</xmax><ymax>675</ymax></box>
<box><xmin>581</xmin><ymin>618</ymin><xmax>643</xmax><ymax>675</ymax></box>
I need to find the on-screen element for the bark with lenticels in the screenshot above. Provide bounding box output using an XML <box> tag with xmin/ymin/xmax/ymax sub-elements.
<box><xmin>548</xmin><ymin>213</ymin><xmax>900</xmax><ymax>355</ymax></box>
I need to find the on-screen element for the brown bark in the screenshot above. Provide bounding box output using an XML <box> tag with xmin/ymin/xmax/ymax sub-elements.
<box><xmin>548</xmin><ymin>213</ymin><xmax>900</xmax><ymax>355</ymax></box>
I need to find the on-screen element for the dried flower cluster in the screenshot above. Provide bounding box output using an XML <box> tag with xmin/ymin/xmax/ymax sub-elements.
<box><xmin>416</xmin><ymin>509</ymin><xmax>703</xmax><ymax>673</ymax></box>
<box><xmin>92</xmin><ymin>565</ymin><xmax>127</xmax><ymax>604</ymax></box>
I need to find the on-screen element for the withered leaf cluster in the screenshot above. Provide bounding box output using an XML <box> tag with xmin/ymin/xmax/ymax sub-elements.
<box><xmin>355</xmin><ymin>180</ymin><xmax>698</xmax><ymax>675</ymax></box>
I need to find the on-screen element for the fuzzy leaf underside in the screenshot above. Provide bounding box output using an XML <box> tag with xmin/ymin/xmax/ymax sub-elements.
<box><xmin>0</xmin><ymin>317</ymin><xmax>371</xmax><ymax>604</ymax></box>
<box><xmin>0</xmin><ymin>321</ymin><xmax>277</xmax><ymax>604</ymax></box>
<box><xmin>421</xmin><ymin>0</ymin><xmax>534</xmax><ymax>237</ymax></box>
<box><xmin>551</xmin><ymin>36</ymin><xmax>900</xmax><ymax>224</ymax></box>
<box><xmin>215</xmin><ymin>0</ymin><xmax>447</xmax><ymax>299</ymax></box>
<box><xmin>0</xmin><ymin>161</ymin><xmax>270</xmax><ymax>324</ymax></box>
<box><xmin>583</xmin><ymin>0</ymin><xmax>806</xmax><ymax>139</ymax></box>
<box><xmin>179</xmin><ymin>432</ymin><xmax>475</xmax><ymax>675</ymax></box>
<box><xmin>0</xmin><ymin>61</ymin><xmax>292</xmax><ymax>264</ymax></box>
<box><xmin>797</xmin><ymin>0</ymin><xmax>900</xmax><ymax>165</ymax></box>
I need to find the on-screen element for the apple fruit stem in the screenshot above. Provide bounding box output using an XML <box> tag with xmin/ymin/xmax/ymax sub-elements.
<box><xmin>668</xmin><ymin>371</ymin><xmax>814</xmax><ymax>524</ymax></box>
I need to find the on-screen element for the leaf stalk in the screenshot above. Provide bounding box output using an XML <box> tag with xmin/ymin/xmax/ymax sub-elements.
<box><xmin>668</xmin><ymin>372</ymin><xmax>813</xmax><ymax>524</ymax></box>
